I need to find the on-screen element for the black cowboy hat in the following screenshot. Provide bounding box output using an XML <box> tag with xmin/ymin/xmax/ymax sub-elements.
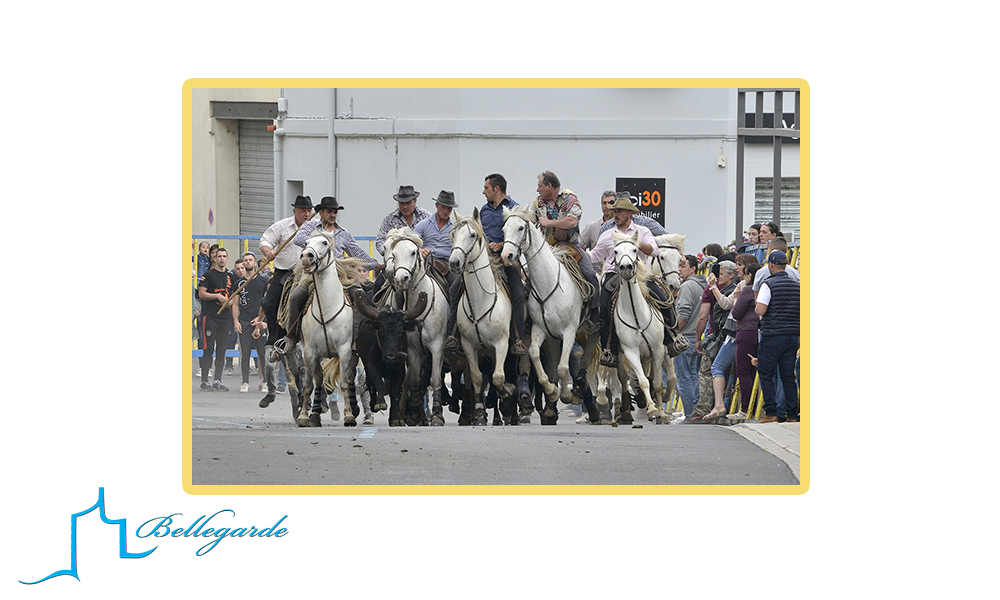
<box><xmin>393</xmin><ymin>185</ymin><xmax>420</xmax><ymax>201</ymax></box>
<box><xmin>316</xmin><ymin>196</ymin><xmax>344</xmax><ymax>211</ymax></box>
<box><xmin>291</xmin><ymin>195</ymin><xmax>313</xmax><ymax>209</ymax></box>
<box><xmin>431</xmin><ymin>190</ymin><xmax>458</xmax><ymax>208</ymax></box>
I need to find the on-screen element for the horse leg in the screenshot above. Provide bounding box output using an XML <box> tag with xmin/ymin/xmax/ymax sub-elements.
<box><xmin>623</xmin><ymin>348</ymin><xmax>657</xmax><ymax>422</ymax></box>
<box><xmin>556</xmin><ymin>331</ymin><xmax>576</xmax><ymax>404</ymax></box>
<box><xmin>597</xmin><ymin>367</ymin><xmax>614</xmax><ymax>425</ymax></box>
<box><xmin>459</xmin><ymin>339</ymin><xmax>485</xmax><ymax>425</ymax></box>
<box><xmin>528</xmin><ymin>327</ymin><xmax>557</xmax><ymax>398</ymax></box>
<box><xmin>296</xmin><ymin>353</ymin><xmax>318</xmax><ymax>427</ymax></box>
<box><xmin>429</xmin><ymin>347</ymin><xmax>446</xmax><ymax>426</ymax></box>
<box><xmin>339</xmin><ymin>348</ymin><xmax>357</xmax><ymax>427</ymax></box>
<box><xmin>650</xmin><ymin>347</ymin><xmax>668</xmax><ymax>424</ymax></box>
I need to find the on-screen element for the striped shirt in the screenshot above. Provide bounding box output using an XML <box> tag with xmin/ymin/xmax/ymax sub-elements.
<box><xmin>375</xmin><ymin>206</ymin><xmax>431</xmax><ymax>257</ymax></box>
<box><xmin>294</xmin><ymin>221</ymin><xmax>378</xmax><ymax>271</ymax></box>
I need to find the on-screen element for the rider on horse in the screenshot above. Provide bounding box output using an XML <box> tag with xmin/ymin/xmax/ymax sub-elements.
<box><xmin>531</xmin><ymin>170</ymin><xmax>602</xmax><ymax>334</ymax></box>
<box><xmin>588</xmin><ymin>193</ymin><xmax>678</xmax><ymax>368</ymax></box>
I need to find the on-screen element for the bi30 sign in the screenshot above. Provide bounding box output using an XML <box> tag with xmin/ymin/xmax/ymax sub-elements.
<box><xmin>615</xmin><ymin>177</ymin><xmax>665</xmax><ymax>227</ymax></box>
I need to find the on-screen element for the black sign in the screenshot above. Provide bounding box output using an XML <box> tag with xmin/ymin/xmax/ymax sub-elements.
<box><xmin>615</xmin><ymin>177</ymin><xmax>665</xmax><ymax>227</ymax></box>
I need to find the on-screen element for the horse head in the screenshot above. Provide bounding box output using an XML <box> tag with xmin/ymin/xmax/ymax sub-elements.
<box><xmin>613</xmin><ymin>230</ymin><xmax>641</xmax><ymax>281</ymax></box>
<box><xmin>501</xmin><ymin>206</ymin><xmax>536</xmax><ymax>267</ymax></box>
<box><xmin>449</xmin><ymin>211</ymin><xmax>483</xmax><ymax>274</ymax></box>
<box><xmin>386</xmin><ymin>228</ymin><xmax>424</xmax><ymax>291</ymax></box>
<box><xmin>301</xmin><ymin>229</ymin><xmax>335</xmax><ymax>273</ymax></box>
<box><xmin>652</xmin><ymin>234</ymin><xmax>685</xmax><ymax>294</ymax></box>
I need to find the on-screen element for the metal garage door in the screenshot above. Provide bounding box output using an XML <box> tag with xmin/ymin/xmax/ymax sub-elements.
<box><xmin>238</xmin><ymin>120</ymin><xmax>274</xmax><ymax>238</ymax></box>
<box><xmin>755</xmin><ymin>177</ymin><xmax>800</xmax><ymax>242</ymax></box>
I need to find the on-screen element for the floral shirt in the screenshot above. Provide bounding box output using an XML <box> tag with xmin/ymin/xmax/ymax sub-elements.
<box><xmin>531</xmin><ymin>188</ymin><xmax>583</xmax><ymax>245</ymax></box>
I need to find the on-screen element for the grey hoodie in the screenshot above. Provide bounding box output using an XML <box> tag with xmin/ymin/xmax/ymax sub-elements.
<box><xmin>676</xmin><ymin>273</ymin><xmax>707</xmax><ymax>339</ymax></box>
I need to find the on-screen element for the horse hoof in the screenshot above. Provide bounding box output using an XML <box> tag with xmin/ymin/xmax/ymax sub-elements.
<box><xmin>472</xmin><ymin>408</ymin><xmax>487</xmax><ymax>426</ymax></box>
<box><xmin>375</xmin><ymin>402</ymin><xmax>388</xmax><ymax>412</ymax></box>
<box><xmin>618</xmin><ymin>412</ymin><xmax>634</xmax><ymax>425</ymax></box>
<box><xmin>309</xmin><ymin>414</ymin><xmax>322</xmax><ymax>427</ymax></box>
<box><xmin>520</xmin><ymin>415</ymin><xmax>531</xmax><ymax>424</ymax></box>
<box><xmin>390</xmin><ymin>419</ymin><xmax>403</xmax><ymax>427</ymax></box>
<box><xmin>430</xmin><ymin>415</ymin><xmax>445</xmax><ymax>426</ymax></box>
<box><xmin>344</xmin><ymin>420</ymin><xmax>357</xmax><ymax>427</ymax></box>
<box><xmin>297</xmin><ymin>415</ymin><xmax>312</xmax><ymax>427</ymax></box>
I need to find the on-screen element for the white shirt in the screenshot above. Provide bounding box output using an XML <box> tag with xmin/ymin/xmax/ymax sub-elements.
<box><xmin>752</xmin><ymin>264</ymin><xmax>799</xmax><ymax>292</ymax></box>
<box><xmin>260</xmin><ymin>216</ymin><xmax>307</xmax><ymax>270</ymax></box>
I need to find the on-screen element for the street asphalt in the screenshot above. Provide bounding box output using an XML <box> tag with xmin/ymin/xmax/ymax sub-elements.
<box><xmin>191</xmin><ymin>363</ymin><xmax>801</xmax><ymax>488</ymax></box>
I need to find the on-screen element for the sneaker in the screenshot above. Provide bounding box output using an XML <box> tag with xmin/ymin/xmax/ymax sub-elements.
<box><xmin>224</xmin><ymin>366</ymin><xmax>235</xmax><ymax>376</ymax></box>
<box><xmin>213</xmin><ymin>381</ymin><xmax>229</xmax><ymax>392</ymax></box>
<box><xmin>276</xmin><ymin>385</ymin><xmax>286</xmax><ymax>394</ymax></box>
<box><xmin>575</xmin><ymin>414</ymin><xmax>591</xmax><ymax>424</ymax></box>
<box><xmin>200</xmin><ymin>381</ymin><xmax>213</xmax><ymax>392</ymax></box>
<box><xmin>239</xmin><ymin>382</ymin><xmax>249</xmax><ymax>393</ymax></box>
<box><xmin>756</xmin><ymin>415</ymin><xmax>778</xmax><ymax>424</ymax></box>
<box><xmin>786</xmin><ymin>414</ymin><xmax>800</xmax><ymax>423</ymax></box>
<box><xmin>195</xmin><ymin>368</ymin><xmax>202</xmax><ymax>378</ymax></box>
<box><xmin>258</xmin><ymin>380</ymin><xmax>267</xmax><ymax>392</ymax></box>
<box><xmin>728</xmin><ymin>410</ymin><xmax>747</xmax><ymax>421</ymax></box>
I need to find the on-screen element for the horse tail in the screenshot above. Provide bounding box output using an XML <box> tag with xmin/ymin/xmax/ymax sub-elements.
<box><xmin>321</xmin><ymin>356</ymin><xmax>341</xmax><ymax>393</ymax></box>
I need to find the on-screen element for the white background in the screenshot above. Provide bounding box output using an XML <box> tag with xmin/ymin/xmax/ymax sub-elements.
<box><xmin>4</xmin><ymin>2</ymin><xmax>995</xmax><ymax>599</ymax></box>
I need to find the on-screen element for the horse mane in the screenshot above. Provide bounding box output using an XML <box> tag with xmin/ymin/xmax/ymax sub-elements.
<box><xmin>385</xmin><ymin>227</ymin><xmax>423</xmax><ymax>254</ymax></box>
<box><xmin>503</xmin><ymin>204</ymin><xmax>537</xmax><ymax>225</ymax></box>
<box><xmin>655</xmin><ymin>233</ymin><xmax>686</xmax><ymax>254</ymax></box>
<box><xmin>335</xmin><ymin>257</ymin><xmax>367</xmax><ymax>288</ymax></box>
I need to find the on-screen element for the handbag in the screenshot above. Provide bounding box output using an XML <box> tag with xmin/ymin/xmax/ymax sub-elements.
<box><xmin>702</xmin><ymin>330</ymin><xmax>722</xmax><ymax>362</ymax></box>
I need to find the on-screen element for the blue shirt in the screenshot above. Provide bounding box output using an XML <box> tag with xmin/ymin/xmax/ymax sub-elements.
<box><xmin>412</xmin><ymin>215</ymin><xmax>454</xmax><ymax>260</ymax></box>
<box><xmin>480</xmin><ymin>196</ymin><xmax>518</xmax><ymax>243</ymax></box>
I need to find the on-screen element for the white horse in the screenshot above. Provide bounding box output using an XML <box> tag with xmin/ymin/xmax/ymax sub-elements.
<box><xmin>648</xmin><ymin>232</ymin><xmax>686</xmax><ymax>410</ymax></box>
<box><xmin>449</xmin><ymin>209</ymin><xmax>515</xmax><ymax>426</ymax></box>
<box><xmin>650</xmin><ymin>233</ymin><xmax>685</xmax><ymax>294</ymax></box>
<box><xmin>501</xmin><ymin>205</ymin><xmax>589</xmax><ymax>424</ymax></box>
<box><xmin>607</xmin><ymin>231</ymin><xmax>669</xmax><ymax>423</ymax></box>
<box><xmin>295</xmin><ymin>229</ymin><xmax>365</xmax><ymax>427</ymax></box>
<box><xmin>386</xmin><ymin>228</ymin><xmax>450</xmax><ymax>425</ymax></box>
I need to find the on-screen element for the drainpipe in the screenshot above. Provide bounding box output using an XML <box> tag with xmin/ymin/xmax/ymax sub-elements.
<box><xmin>272</xmin><ymin>88</ymin><xmax>286</xmax><ymax>221</ymax></box>
<box><xmin>329</xmin><ymin>88</ymin><xmax>337</xmax><ymax>197</ymax></box>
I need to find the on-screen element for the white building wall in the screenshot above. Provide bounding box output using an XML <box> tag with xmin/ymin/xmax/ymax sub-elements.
<box><xmin>274</xmin><ymin>87</ymin><xmax>799</xmax><ymax>256</ymax></box>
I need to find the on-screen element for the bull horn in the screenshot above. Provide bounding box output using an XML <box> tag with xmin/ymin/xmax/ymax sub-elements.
<box><xmin>403</xmin><ymin>291</ymin><xmax>428</xmax><ymax>321</ymax></box>
<box><xmin>351</xmin><ymin>287</ymin><xmax>380</xmax><ymax>320</ymax></box>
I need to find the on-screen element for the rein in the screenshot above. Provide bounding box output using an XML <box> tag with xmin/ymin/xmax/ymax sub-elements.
<box><xmin>306</xmin><ymin>241</ymin><xmax>347</xmax><ymax>357</ymax></box>
<box><xmin>458</xmin><ymin>225</ymin><xmax>502</xmax><ymax>344</ymax></box>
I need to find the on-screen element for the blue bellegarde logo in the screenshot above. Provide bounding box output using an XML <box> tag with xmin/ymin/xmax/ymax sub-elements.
<box><xmin>19</xmin><ymin>487</ymin><xmax>155</xmax><ymax>585</ymax></box>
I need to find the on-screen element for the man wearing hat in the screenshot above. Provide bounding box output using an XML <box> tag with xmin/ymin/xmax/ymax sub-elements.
<box><xmin>269</xmin><ymin>196</ymin><xmax>377</xmax><ymax>369</ymax></box>
<box><xmin>413</xmin><ymin>191</ymin><xmax>468</xmax><ymax>352</ymax></box>
<box><xmin>532</xmin><ymin>171</ymin><xmax>601</xmax><ymax>330</ymax></box>
<box><xmin>375</xmin><ymin>185</ymin><xmax>431</xmax><ymax>258</ymax></box>
<box><xmin>754</xmin><ymin>250</ymin><xmax>800</xmax><ymax>423</ymax></box>
<box><xmin>588</xmin><ymin>193</ymin><xmax>674</xmax><ymax>367</ymax></box>
<box><xmin>256</xmin><ymin>195</ymin><xmax>317</xmax><ymax>406</ymax></box>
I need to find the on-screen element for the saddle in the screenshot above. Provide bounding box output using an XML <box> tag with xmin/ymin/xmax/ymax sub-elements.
<box><xmin>553</xmin><ymin>241</ymin><xmax>582</xmax><ymax>262</ymax></box>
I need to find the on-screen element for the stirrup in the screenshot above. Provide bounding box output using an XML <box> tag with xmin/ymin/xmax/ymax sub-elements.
<box><xmin>599</xmin><ymin>349</ymin><xmax>618</xmax><ymax>368</ymax></box>
<box><xmin>511</xmin><ymin>338</ymin><xmax>526</xmax><ymax>355</ymax></box>
<box><xmin>445</xmin><ymin>335</ymin><xmax>461</xmax><ymax>350</ymax></box>
<box><xmin>667</xmin><ymin>335</ymin><xmax>690</xmax><ymax>358</ymax></box>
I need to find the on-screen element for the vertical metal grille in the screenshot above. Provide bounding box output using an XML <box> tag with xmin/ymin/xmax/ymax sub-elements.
<box><xmin>238</xmin><ymin>120</ymin><xmax>274</xmax><ymax>238</ymax></box>
<box><xmin>755</xmin><ymin>177</ymin><xmax>800</xmax><ymax>241</ymax></box>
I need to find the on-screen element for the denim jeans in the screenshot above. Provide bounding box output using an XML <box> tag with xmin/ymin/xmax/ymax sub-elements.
<box><xmin>756</xmin><ymin>334</ymin><xmax>799</xmax><ymax>417</ymax></box>
<box><xmin>672</xmin><ymin>338</ymin><xmax>700</xmax><ymax>417</ymax></box>
<box><xmin>710</xmin><ymin>337</ymin><xmax>737</xmax><ymax>379</ymax></box>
